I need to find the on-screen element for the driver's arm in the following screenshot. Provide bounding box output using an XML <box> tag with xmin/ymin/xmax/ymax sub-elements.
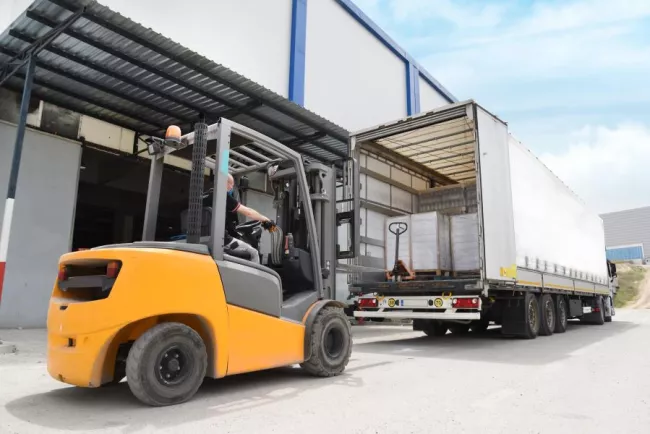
<box><xmin>237</xmin><ymin>204</ymin><xmax>270</xmax><ymax>222</ymax></box>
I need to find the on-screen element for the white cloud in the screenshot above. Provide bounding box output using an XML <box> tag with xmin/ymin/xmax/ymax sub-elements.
<box><xmin>387</xmin><ymin>0</ymin><xmax>506</xmax><ymax>29</ymax></box>
<box><xmin>517</xmin><ymin>0</ymin><xmax>650</xmax><ymax>36</ymax></box>
<box><xmin>423</xmin><ymin>22</ymin><xmax>648</xmax><ymax>94</ymax></box>
<box><xmin>404</xmin><ymin>0</ymin><xmax>650</xmax><ymax>97</ymax></box>
<box><xmin>540</xmin><ymin>123</ymin><xmax>650</xmax><ymax>213</ymax></box>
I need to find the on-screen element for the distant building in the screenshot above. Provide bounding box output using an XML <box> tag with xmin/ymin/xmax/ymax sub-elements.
<box><xmin>606</xmin><ymin>244</ymin><xmax>645</xmax><ymax>263</ymax></box>
<box><xmin>601</xmin><ymin>206</ymin><xmax>650</xmax><ymax>263</ymax></box>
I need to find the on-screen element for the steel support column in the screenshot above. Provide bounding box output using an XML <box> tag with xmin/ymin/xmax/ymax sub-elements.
<box><xmin>0</xmin><ymin>56</ymin><xmax>36</xmax><ymax>305</ymax></box>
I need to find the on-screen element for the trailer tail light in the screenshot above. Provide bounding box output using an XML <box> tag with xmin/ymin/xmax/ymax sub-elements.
<box><xmin>452</xmin><ymin>297</ymin><xmax>480</xmax><ymax>309</ymax></box>
<box><xmin>358</xmin><ymin>298</ymin><xmax>378</xmax><ymax>308</ymax></box>
<box><xmin>106</xmin><ymin>261</ymin><xmax>121</xmax><ymax>279</ymax></box>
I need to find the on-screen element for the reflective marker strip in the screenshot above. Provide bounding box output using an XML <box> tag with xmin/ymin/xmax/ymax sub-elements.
<box><xmin>0</xmin><ymin>198</ymin><xmax>15</xmax><ymax>304</ymax></box>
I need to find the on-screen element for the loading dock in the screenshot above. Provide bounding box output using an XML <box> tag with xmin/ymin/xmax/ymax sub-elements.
<box><xmin>0</xmin><ymin>0</ymin><xmax>349</xmax><ymax>327</ymax></box>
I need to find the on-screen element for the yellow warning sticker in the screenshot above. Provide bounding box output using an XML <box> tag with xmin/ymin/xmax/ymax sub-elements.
<box><xmin>500</xmin><ymin>264</ymin><xmax>517</xmax><ymax>279</ymax></box>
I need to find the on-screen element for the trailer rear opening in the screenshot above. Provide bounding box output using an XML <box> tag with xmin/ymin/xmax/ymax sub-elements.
<box><xmin>346</xmin><ymin>100</ymin><xmax>617</xmax><ymax>339</ymax></box>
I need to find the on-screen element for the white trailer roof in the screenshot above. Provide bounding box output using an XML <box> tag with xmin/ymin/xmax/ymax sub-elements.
<box><xmin>350</xmin><ymin>101</ymin><xmax>484</xmax><ymax>185</ymax></box>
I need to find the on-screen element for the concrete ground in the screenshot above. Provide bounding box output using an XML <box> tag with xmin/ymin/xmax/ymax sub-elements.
<box><xmin>2</xmin><ymin>310</ymin><xmax>650</xmax><ymax>434</ymax></box>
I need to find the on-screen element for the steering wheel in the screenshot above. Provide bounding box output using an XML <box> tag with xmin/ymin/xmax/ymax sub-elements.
<box><xmin>236</xmin><ymin>220</ymin><xmax>262</xmax><ymax>231</ymax></box>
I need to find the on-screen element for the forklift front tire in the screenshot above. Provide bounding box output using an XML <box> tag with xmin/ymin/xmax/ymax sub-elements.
<box><xmin>126</xmin><ymin>322</ymin><xmax>207</xmax><ymax>406</ymax></box>
<box><xmin>301</xmin><ymin>306</ymin><xmax>352</xmax><ymax>377</ymax></box>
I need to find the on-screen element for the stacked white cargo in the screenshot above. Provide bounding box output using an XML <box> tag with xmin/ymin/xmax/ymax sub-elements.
<box><xmin>410</xmin><ymin>212</ymin><xmax>451</xmax><ymax>271</ymax></box>
<box><xmin>384</xmin><ymin>215</ymin><xmax>412</xmax><ymax>270</ymax></box>
<box><xmin>450</xmin><ymin>213</ymin><xmax>480</xmax><ymax>272</ymax></box>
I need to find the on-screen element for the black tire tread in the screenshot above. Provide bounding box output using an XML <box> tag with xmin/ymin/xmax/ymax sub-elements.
<box><xmin>522</xmin><ymin>292</ymin><xmax>539</xmax><ymax>339</ymax></box>
<box><xmin>604</xmin><ymin>297</ymin><xmax>613</xmax><ymax>322</ymax></box>
<box><xmin>423</xmin><ymin>321</ymin><xmax>448</xmax><ymax>337</ymax></box>
<box><xmin>554</xmin><ymin>295</ymin><xmax>568</xmax><ymax>334</ymax></box>
<box><xmin>126</xmin><ymin>322</ymin><xmax>207</xmax><ymax>406</ymax></box>
<box><xmin>470</xmin><ymin>318</ymin><xmax>490</xmax><ymax>334</ymax></box>
<box><xmin>539</xmin><ymin>294</ymin><xmax>555</xmax><ymax>336</ymax></box>
<box><xmin>448</xmin><ymin>323</ymin><xmax>471</xmax><ymax>335</ymax></box>
<box><xmin>300</xmin><ymin>306</ymin><xmax>352</xmax><ymax>377</ymax></box>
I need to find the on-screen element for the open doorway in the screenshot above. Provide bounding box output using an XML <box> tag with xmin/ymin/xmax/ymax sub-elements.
<box><xmin>71</xmin><ymin>147</ymin><xmax>199</xmax><ymax>250</ymax></box>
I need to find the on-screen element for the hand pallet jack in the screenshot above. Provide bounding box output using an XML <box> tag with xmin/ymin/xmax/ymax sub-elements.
<box><xmin>385</xmin><ymin>222</ymin><xmax>415</xmax><ymax>281</ymax></box>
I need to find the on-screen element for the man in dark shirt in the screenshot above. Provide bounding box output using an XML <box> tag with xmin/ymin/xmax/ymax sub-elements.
<box><xmin>222</xmin><ymin>174</ymin><xmax>272</xmax><ymax>263</ymax></box>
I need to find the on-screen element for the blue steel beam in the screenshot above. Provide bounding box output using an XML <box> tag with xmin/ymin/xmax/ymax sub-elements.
<box><xmin>334</xmin><ymin>0</ymin><xmax>457</xmax><ymax>112</ymax></box>
<box><xmin>289</xmin><ymin>0</ymin><xmax>307</xmax><ymax>105</ymax></box>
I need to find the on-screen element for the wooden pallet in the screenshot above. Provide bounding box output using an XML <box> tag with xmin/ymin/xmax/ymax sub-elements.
<box><xmin>451</xmin><ymin>270</ymin><xmax>481</xmax><ymax>277</ymax></box>
<box><xmin>414</xmin><ymin>269</ymin><xmax>453</xmax><ymax>277</ymax></box>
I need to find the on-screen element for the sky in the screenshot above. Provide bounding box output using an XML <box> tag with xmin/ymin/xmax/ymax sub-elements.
<box><xmin>353</xmin><ymin>0</ymin><xmax>650</xmax><ymax>214</ymax></box>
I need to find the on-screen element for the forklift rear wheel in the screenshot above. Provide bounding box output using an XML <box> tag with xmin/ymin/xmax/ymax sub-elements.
<box><xmin>301</xmin><ymin>307</ymin><xmax>352</xmax><ymax>377</ymax></box>
<box><xmin>126</xmin><ymin>322</ymin><xmax>207</xmax><ymax>406</ymax></box>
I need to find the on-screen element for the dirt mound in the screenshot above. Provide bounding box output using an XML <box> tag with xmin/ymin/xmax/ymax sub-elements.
<box><xmin>629</xmin><ymin>266</ymin><xmax>650</xmax><ymax>309</ymax></box>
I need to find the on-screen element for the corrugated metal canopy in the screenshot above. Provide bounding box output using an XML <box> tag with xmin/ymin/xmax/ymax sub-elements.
<box><xmin>0</xmin><ymin>0</ymin><xmax>350</xmax><ymax>164</ymax></box>
<box><xmin>353</xmin><ymin>101</ymin><xmax>477</xmax><ymax>185</ymax></box>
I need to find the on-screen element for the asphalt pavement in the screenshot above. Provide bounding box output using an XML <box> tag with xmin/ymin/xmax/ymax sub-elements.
<box><xmin>1</xmin><ymin>309</ymin><xmax>650</xmax><ymax>434</ymax></box>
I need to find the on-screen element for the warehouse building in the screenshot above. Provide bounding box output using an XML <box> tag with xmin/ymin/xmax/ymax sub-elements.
<box><xmin>601</xmin><ymin>206</ymin><xmax>650</xmax><ymax>264</ymax></box>
<box><xmin>0</xmin><ymin>0</ymin><xmax>457</xmax><ymax>327</ymax></box>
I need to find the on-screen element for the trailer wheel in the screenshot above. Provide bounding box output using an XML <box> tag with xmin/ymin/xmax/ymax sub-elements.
<box><xmin>126</xmin><ymin>322</ymin><xmax>207</xmax><ymax>406</ymax></box>
<box><xmin>554</xmin><ymin>295</ymin><xmax>568</xmax><ymax>333</ymax></box>
<box><xmin>538</xmin><ymin>294</ymin><xmax>555</xmax><ymax>336</ymax></box>
<box><xmin>422</xmin><ymin>320</ymin><xmax>448</xmax><ymax>337</ymax></box>
<box><xmin>593</xmin><ymin>296</ymin><xmax>605</xmax><ymax>325</ymax></box>
<box><xmin>449</xmin><ymin>323</ymin><xmax>471</xmax><ymax>335</ymax></box>
<box><xmin>522</xmin><ymin>292</ymin><xmax>540</xmax><ymax>339</ymax></box>
<box><xmin>470</xmin><ymin>318</ymin><xmax>490</xmax><ymax>334</ymax></box>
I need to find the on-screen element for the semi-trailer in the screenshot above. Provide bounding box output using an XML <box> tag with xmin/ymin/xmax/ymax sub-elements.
<box><xmin>343</xmin><ymin>100</ymin><xmax>617</xmax><ymax>338</ymax></box>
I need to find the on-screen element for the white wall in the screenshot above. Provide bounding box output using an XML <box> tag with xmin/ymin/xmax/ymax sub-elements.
<box><xmin>0</xmin><ymin>122</ymin><xmax>81</xmax><ymax>328</ymax></box>
<box><xmin>98</xmin><ymin>0</ymin><xmax>293</xmax><ymax>98</ymax></box>
<box><xmin>305</xmin><ymin>0</ymin><xmax>407</xmax><ymax>131</ymax></box>
<box><xmin>418</xmin><ymin>75</ymin><xmax>449</xmax><ymax>112</ymax></box>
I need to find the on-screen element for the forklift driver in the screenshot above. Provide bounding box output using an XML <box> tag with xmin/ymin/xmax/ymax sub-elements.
<box><xmin>224</xmin><ymin>174</ymin><xmax>274</xmax><ymax>263</ymax></box>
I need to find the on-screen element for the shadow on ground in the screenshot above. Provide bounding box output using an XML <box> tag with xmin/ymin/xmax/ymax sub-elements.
<box><xmin>354</xmin><ymin>320</ymin><xmax>637</xmax><ymax>366</ymax></box>
<box><xmin>4</xmin><ymin>360</ymin><xmax>390</xmax><ymax>432</ymax></box>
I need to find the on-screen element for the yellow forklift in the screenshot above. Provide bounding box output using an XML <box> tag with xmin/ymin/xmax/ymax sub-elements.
<box><xmin>46</xmin><ymin>118</ymin><xmax>359</xmax><ymax>406</ymax></box>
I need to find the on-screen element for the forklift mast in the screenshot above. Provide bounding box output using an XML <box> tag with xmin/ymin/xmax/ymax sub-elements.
<box><xmin>141</xmin><ymin>118</ymin><xmax>360</xmax><ymax>301</ymax></box>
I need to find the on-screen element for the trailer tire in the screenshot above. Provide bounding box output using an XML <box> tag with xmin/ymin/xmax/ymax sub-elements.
<box><xmin>554</xmin><ymin>295</ymin><xmax>568</xmax><ymax>333</ymax></box>
<box><xmin>470</xmin><ymin>318</ymin><xmax>490</xmax><ymax>334</ymax></box>
<box><xmin>593</xmin><ymin>296</ymin><xmax>605</xmax><ymax>325</ymax></box>
<box><xmin>449</xmin><ymin>323</ymin><xmax>471</xmax><ymax>335</ymax></box>
<box><xmin>538</xmin><ymin>294</ymin><xmax>555</xmax><ymax>336</ymax></box>
<box><xmin>422</xmin><ymin>321</ymin><xmax>448</xmax><ymax>337</ymax></box>
<box><xmin>522</xmin><ymin>292</ymin><xmax>540</xmax><ymax>339</ymax></box>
